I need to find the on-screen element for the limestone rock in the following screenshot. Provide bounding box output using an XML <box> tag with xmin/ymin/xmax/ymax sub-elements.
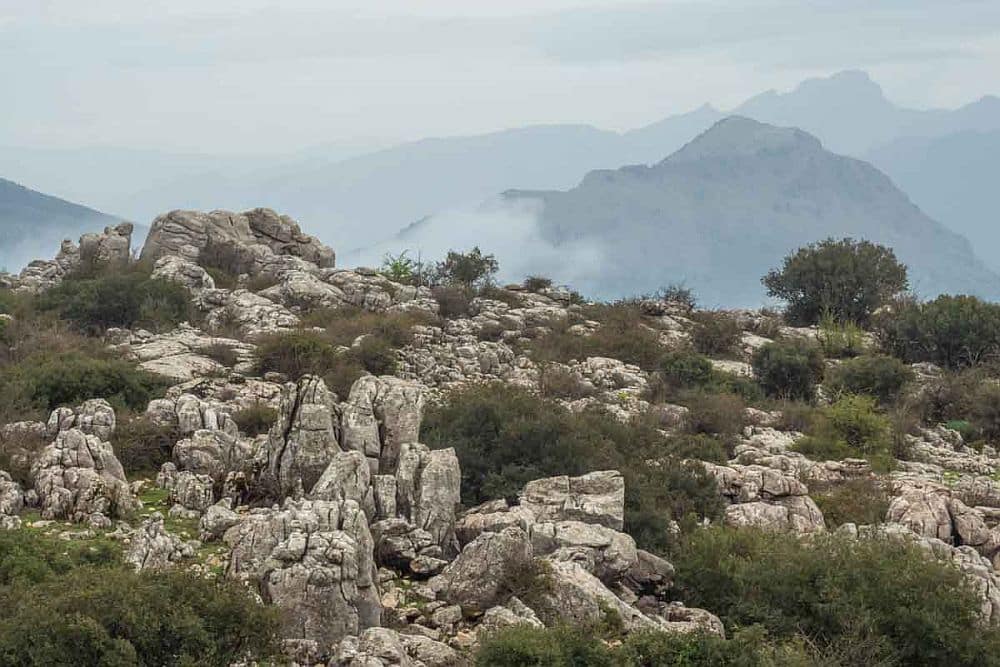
<box><xmin>46</xmin><ymin>399</ymin><xmax>116</xmax><ymax>441</ymax></box>
<box><xmin>125</xmin><ymin>513</ymin><xmax>195</xmax><ymax>570</ymax></box>
<box><xmin>340</xmin><ymin>375</ymin><xmax>427</xmax><ymax>473</ymax></box>
<box><xmin>520</xmin><ymin>471</ymin><xmax>625</xmax><ymax>531</ymax></box>
<box><xmin>174</xmin><ymin>429</ymin><xmax>250</xmax><ymax>482</ymax></box>
<box><xmin>0</xmin><ymin>471</ymin><xmax>25</xmax><ymax>517</ymax></box>
<box><xmin>430</xmin><ymin>527</ymin><xmax>533</xmax><ymax>614</ymax></box>
<box><xmin>151</xmin><ymin>255</ymin><xmax>216</xmax><ymax>293</ymax></box>
<box><xmin>267</xmin><ymin>376</ymin><xmax>340</xmax><ymax>497</ymax></box>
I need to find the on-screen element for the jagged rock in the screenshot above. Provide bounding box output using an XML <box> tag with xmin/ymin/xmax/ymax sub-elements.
<box><xmin>520</xmin><ymin>471</ymin><xmax>625</xmax><ymax>531</ymax></box>
<box><xmin>151</xmin><ymin>255</ymin><xmax>216</xmax><ymax>293</ymax></box>
<box><xmin>340</xmin><ymin>375</ymin><xmax>427</xmax><ymax>473</ymax></box>
<box><xmin>312</xmin><ymin>450</ymin><xmax>375</xmax><ymax>516</ymax></box>
<box><xmin>395</xmin><ymin>444</ymin><xmax>461</xmax><ymax>554</ymax></box>
<box><xmin>31</xmin><ymin>428</ymin><xmax>138</xmax><ymax>521</ymax></box>
<box><xmin>79</xmin><ymin>223</ymin><xmax>133</xmax><ymax>267</ymax></box>
<box><xmin>454</xmin><ymin>500</ymin><xmax>535</xmax><ymax>547</ymax></box>
<box><xmin>0</xmin><ymin>471</ymin><xmax>25</xmax><ymax>517</ymax></box>
<box><xmin>661</xmin><ymin>604</ymin><xmax>727</xmax><ymax>636</ymax></box>
<box><xmin>125</xmin><ymin>513</ymin><xmax>195</xmax><ymax>570</ymax></box>
<box><xmin>430</xmin><ymin>527</ymin><xmax>534</xmax><ymax>614</ymax></box>
<box><xmin>479</xmin><ymin>597</ymin><xmax>545</xmax><ymax>636</ymax></box>
<box><xmin>172</xmin><ymin>393</ymin><xmax>239</xmax><ymax>436</ymax></box>
<box><xmin>116</xmin><ymin>326</ymin><xmax>256</xmax><ymax>381</ymax></box>
<box><xmin>225</xmin><ymin>499</ymin><xmax>380</xmax><ymax>652</ymax></box>
<box><xmin>704</xmin><ymin>461</ymin><xmax>825</xmax><ymax>533</ymax></box>
<box><xmin>267</xmin><ymin>376</ymin><xmax>340</xmax><ymax>496</ymax></box>
<box><xmin>199</xmin><ymin>288</ymin><xmax>301</xmax><ymax>338</ymax></box>
<box><xmin>12</xmin><ymin>239</ymin><xmax>80</xmax><ymax>293</ymax></box>
<box><xmin>168</xmin><ymin>470</ymin><xmax>215</xmax><ymax>512</ymax></box>
<box><xmin>46</xmin><ymin>399</ymin><xmax>117</xmax><ymax>441</ymax></box>
<box><xmin>140</xmin><ymin>208</ymin><xmax>335</xmax><ymax>272</ymax></box>
<box><xmin>886</xmin><ymin>482</ymin><xmax>954</xmax><ymax>541</ymax></box>
<box><xmin>330</xmin><ymin>627</ymin><xmax>461</xmax><ymax>667</ymax></box>
<box><xmin>370</xmin><ymin>518</ymin><xmax>437</xmax><ymax>573</ymax></box>
<box><xmin>625</xmin><ymin>549</ymin><xmax>675</xmax><ymax>597</ymax></box>
<box><xmin>199</xmin><ymin>498</ymin><xmax>240</xmax><ymax>541</ymax></box>
<box><xmin>530</xmin><ymin>520</ymin><xmax>638</xmax><ymax>583</ymax></box>
<box><xmin>174</xmin><ymin>429</ymin><xmax>250</xmax><ymax>482</ymax></box>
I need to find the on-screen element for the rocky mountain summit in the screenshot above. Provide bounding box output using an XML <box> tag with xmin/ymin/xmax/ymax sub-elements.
<box><xmin>4</xmin><ymin>211</ymin><xmax>1000</xmax><ymax>664</ymax></box>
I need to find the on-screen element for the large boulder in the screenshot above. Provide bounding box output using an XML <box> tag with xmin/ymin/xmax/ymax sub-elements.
<box><xmin>140</xmin><ymin>208</ymin><xmax>335</xmax><ymax>272</ymax></box>
<box><xmin>31</xmin><ymin>428</ymin><xmax>138</xmax><ymax>521</ymax></box>
<box><xmin>125</xmin><ymin>514</ymin><xmax>195</xmax><ymax>570</ymax></box>
<box><xmin>429</xmin><ymin>527</ymin><xmax>533</xmax><ymax>614</ymax></box>
<box><xmin>393</xmin><ymin>444</ymin><xmax>461</xmax><ymax>554</ymax></box>
<box><xmin>519</xmin><ymin>471</ymin><xmax>626</xmax><ymax>531</ymax></box>
<box><xmin>173</xmin><ymin>429</ymin><xmax>250</xmax><ymax>483</ymax></box>
<box><xmin>0</xmin><ymin>471</ymin><xmax>25</xmax><ymax>519</ymax></box>
<box><xmin>339</xmin><ymin>375</ymin><xmax>427</xmax><ymax>473</ymax></box>
<box><xmin>79</xmin><ymin>223</ymin><xmax>133</xmax><ymax>268</ymax></box>
<box><xmin>267</xmin><ymin>376</ymin><xmax>340</xmax><ymax>497</ymax></box>
<box><xmin>46</xmin><ymin>399</ymin><xmax>117</xmax><ymax>442</ymax></box>
<box><xmin>704</xmin><ymin>462</ymin><xmax>825</xmax><ymax>534</ymax></box>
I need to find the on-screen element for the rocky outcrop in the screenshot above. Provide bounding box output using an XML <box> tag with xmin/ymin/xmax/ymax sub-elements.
<box><xmin>267</xmin><ymin>376</ymin><xmax>340</xmax><ymax>497</ymax></box>
<box><xmin>704</xmin><ymin>462</ymin><xmax>825</xmax><ymax>533</ymax></box>
<box><xmin>330</xmin><ymin>627</ymin><xmax>460</xmax><ymax>667</ymax></box>
<box><xmin>520</xmin><ymin>471</ymin><xmax>626</xmax><ymax>531</ymax></box>
<box><xmin>0</xmin><ymin>471</ymin><xmax>24</xmax><ymax>529</ymax></box>
<box><xmin>46</xmin><ymin>399</ymin><xmax>117</xmax><ymax>442</ymax></box>
<box><xmin>151</xmin><ymin>255</ymin><xmax>216</xmax><ymax>293</ymax></box>
<box><xmin>339</xmin><ymin>375</ymin><xmax>427</xmax><ymax>473</ymax></box>
<box><xmin>79</xmin><ymin>223</ymin><xmax>133</xmax><ymax>268</ymax></box>
<box><xmin>173</xmin><ymin>429</ymin><xmax>250</xmax><ymax>483</ymax></box>
<box><xmin>125</xmin><ymin>514</ymin><xmax>196</xmax><ymax>570</ymax></box>
<box><xmin>199</xmin><ymin>289</ymin><xmax>301</xmax><ymax>338</ymax></box>
<box><xmin>159</xmin><ymin>466</ymin><xmax>215</xmax><ymax>513</ymax></box>
<box><xmin>31</xmin><ymin>428</ymin><xmax>138</xmax><ymax>521</ymax></box>
<box><xmin>140</xmin><ymin>208</ymin><xmax>335</xmax><ymax>272</ymax></box>
<box><xmin>115</xmin><ymin>325</ymin><xmax>256</xmax><ymax>381</ymax></box>
<box><xmin>429</xmin><ymin>527</ymin><xmax>534</xmax><ymax>614</ymax></box>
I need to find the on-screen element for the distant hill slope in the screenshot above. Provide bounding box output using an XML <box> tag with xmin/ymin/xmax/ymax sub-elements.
<box><xmin>867</xmin><ymin>130</ymin><xmax>1000</xmax><ymax>272</ymax></box>
<box><xmin>500</xmin><ymin>117</ymin><xmax>1000</xmax><ymax>305</ymax></box>
<box><xmin>0</xmin><ymin>178</ymin><xmax>124</xmax><ymax>272</ymax></box>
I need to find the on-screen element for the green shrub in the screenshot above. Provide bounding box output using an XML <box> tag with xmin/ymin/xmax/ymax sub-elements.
<box><xmin>671</xmin><ymin>527</ymin><xmax>1000</xmax><ymax>666</ymax></box>
<box><xmin>683</xmin><ymin>391</ymin><xmax>745</xmax><ymax>436</ymax></box>
<box><xmin>231</xmin><ymin>404</ymin><xmax>279</xmax><ymax>437</ymax></box>
<box><xmin>39</xmin><ymin>270</ymin><xmax>191</xmax><ymax>333</ymax></box>
<box><xmin>430</xmin><ymin>246</ymin><xmax>499</xmax><ymax>288</ymax></box>
<box><xmin>817</xmin><ymin>311</ymin><xmax>866</xmax><ymax>358</ymax></box>
<box><xmin>0</xmin><ymin>351</ymin><xmax>167</xmax><ymax>412</ymax></box>
<box><xmin>762</xmin><ymin>238</ymin><xmax>908</xmax><ymax>326</ymax></box>
<box><xmin>690</xmin><ymin>311</ymin><xmax>742</xmax><ymax>357</ymax></box>
<box><xmin>0</xmin><ymin>564</ymin><xmax>280</xmax><ymax>666</ymax></box>
<box><xmin>792</xmin><ymin>395</ymin><xmax>891</xmax><ymax>462</ymax></box>
<box><xmin>538</xmin><ymin>365</ymin><xmax>597</xmax><ymax>400</ymax></box>
<box><xmin>422</xmin><ymin>385</ymin><xmax>722</xmax><ymax>550</ymax></box>
<box><xmin>528</xmin><ymin>304</ymin><xmax>665</xmax><ymax>371</ymax></box>
<box><xmin>432</xmin><ymin>285</ymin><xmax>475</xmax><ymax>318</ymax></box>
<box><xmin>970</xmin><ymin>383</ymin><xmax>1000</xmax><ymax>443</ymax></box>
<box><xmin>616</xmin><ymin>628</ymin><xmax>776</xmax><ymax>667</ymax></box>
<box><xmin>111</xmin><ymin>415</ymin><xmax>180</xmax><ymax>476</ymax></box>
<box><xmin>0</xmin><ymin>530</ymin><xmax>120</xmax><ymax>589</ymax></box>
<box><xmin>659</xmin><ymin>351</ymin><xmax>715</xmax><ymax>389</ymax></box>
<box><xmin>751</xmin><ymin>340</ymin><xmax>824</xmax><ymax>401</ymax></box>
<box><xmin>657</xmin><ymin>283</ymin><xmax>697</xmax><ymax>312</ymax></box>
<box><xmin>825</xmin><ymin>354</ymin><xmax>913</xmax><ymax>404</ymax></box>
<box><xmin>524</xmin><ymin>275</ymin><xmax>553</xmax><ymax>292</ymax></box>
<box><xmin>875</xmin><ymin>295</ymin><xmax>1000</xmax><ymax>369</ymax></box>
<box><xmin>663</xmin><ymin>433</ymin><xmax>730</xmax><ymax>464</ymax></box>
<box><xmin>255</xmin><ymin>330</ymin><xmax>341</xmax><ymax>380</ymax></box>
<box><xmin>380</xmin><ymin>250</ymin><xmax>420</xmax><ymax>285</ymax></box>
<box><xmin>474</xmin><ymin>625</ymin><xmax>612</xmax><ymax>667</ymax></box>
<box><xmin>810</xmin><ymin>477</ymin><xmax>891</xmax><ymax>529</ymax></box>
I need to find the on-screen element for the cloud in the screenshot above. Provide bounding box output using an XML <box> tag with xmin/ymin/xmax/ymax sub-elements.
<box><xmin>344</xmin><ymin>197</ymin><xmax>608</xmax><ymax>295</ymax></box>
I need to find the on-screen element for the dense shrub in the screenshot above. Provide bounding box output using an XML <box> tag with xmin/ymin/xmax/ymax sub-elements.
<box><xmin>430</xmin><ymin>246</ymin><xmax>499</xmax><ymax>288</ymax></box>
<box><xmin>231</xmin><ymin>404</ymin><xmax>279</xmax><ymax>437</ymax></box>
<box><xmin>0</xmin><ymin>351</ymin><xmax>167</xmax><ymax>413</ymax></box>
<box><xmin>751</xmin><ymin>339</ymin><xmax>824</xmax><ymax>401</ymax></box>
<box><xmin>762</xmin><ymin>238</ymin><xmax>908</xmax><ymax>325</ymax></box>
<box><xmin>39</xmin><ymin>270</ymin><xmax>191</xmax><ymax>333</ymax></box>
<box><xmin>0</xmin><ymin>561</ymin><xmax>279</xmax><ymax>666</ymax></box>
<box><xmin>302</xmin><ymin>307</ymin><xmax>432</xmax><ymax>348</ymax></box>
<box><xmin>538</xmin><ymin>365</ymin><xmax>597</xmax><ymax>399</ymax></box>
<box><xmin>529</xmin><ymin>306</ymin><xmax>665</xmax><ymax>371</ymax></box>
<box><xmin>254</xmin><ymin>330</ymin><xmax>341</xmax><ymax>380</ymax></box>
<box><xmin>875</xmin><ymin>295</ymin><xmax>1000</xmax><ymax>369</ymax></box>
<box><xmin>792</xmin><ymin>395</ymin><xmax>891</xmax><ymax>463</ymax></box>
<box><xmin>690</xmin><ymin>311</ymin><xmax>742</xmax><ymax>356</ymax></box>
<box><xmin>810</xmin><ymin>477</ymin><xmax>891</xmax><ymax>529</ymax></box>
<box><xmin>111</xmin><ymin>415</ymin><xmax>180</xmax><ymax>476</ymax></box>
<box><xmin>683</xmin><ymin>392</ymin><xmax>745</xmax><ymax>436</ymax></box>
<box><xmin>422</xmin><ymin>385</ymin><xmax>722</xmax><ymax>550</ymax></box>
<box><xmin>970</xmin><ymin>383</ymin><xmax>1000</xmax><ymax>443</ymax></box>
<box><xmin>825</xmin><ymin>354</ymin><xmax>913</xmax><ymax>404</ymax></box>
<box><xmin>662</xmin><ymin>434</ymin><xmax>731</xmax><ymax>464</ymax></box>
<box><xmin>523</xmin><ymin>275</ymin><xmax>553</xmax><ymax>292</ymax></box>
<box><xmin>671</xmin><ymin>527</ymin><xmax>1000</xmax><ymax>666</ymax></box>
<box><xmin>432</xmin><ymin>285</ymin><xmax>475</xmax><ymax>318</ymax></box>
<box><xmin>474</xmin><ymin>625</ymin><xmax>612</xmax><ymax>667</ymax></box>
<box><xmin>649</xmin><ymin>351</ymin><xmax>761</xmax><ymax>404</ymax></box>
<box><xmin>0</xmin><ymin>531</ymin><xmax>120</xmax><ymax>589</ymax></box>
<box><xmin>817</xmin><ymin>312</ymin><xmax>866</xmax><ymax>358</ymax></box>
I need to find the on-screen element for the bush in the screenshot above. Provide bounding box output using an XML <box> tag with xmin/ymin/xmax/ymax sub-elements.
<box><xmin>538</xmin><ymin>365</ymin><xmax>597</xmax><ymax>400</ymax></box>
<box><xmin>810</xmin><ymin>477</ymin><xmax>891</xmax><ymax>529</ymax></box>
<box><xmin>690</xmin><ymin>311</ymin><xmax>742</xmax><ymax>357</ymax></box>
<box><xmin>970</xmin><ymin>383</ymin><xmax>1000</xmax><ymax>443</ymax></box>
<box><xmin>817</xmin><ymin>311</ymin><xmax>866</xmax><ymax>358</ymax></box>
<box><xmin>0</xmin><ymin>531</ymin><xmax>120</xmax><ymax>589</ymax></box>
<box><xmin>751</xmin><ymin>340</ymin><xmax>824</xmax><ymax>401</ymax></box>
<box><xmin>430</xmin><ymin>246</ymin><xmax>499</xmax><ymax>288</ymax></box>
<box><xmin>529</xmin><ymin>306</ymin><xmax>665</xmax><ymax>371</ymax></box>
<box><xmin>792</xmin><ymin>395</ymin><xmax>891</xmax><ymax>463</ymax></box>
<box><xmin>355</xmin><ymin>335</ymin><xmax>398</xmax><ymax>376</ymax></box>
<box><xmin>0</xmin><ymin>562</ymin><xmax>280</xmax><ymax>666</ymax></box>
<box><xmin>231</xmin><ymin>404</ymin><xmax>279</xmax><ymax>437</ymax></box>
<box><xmin>825</xmin><ymin>354</ymin><xmax>913</xmax><ymax>404</ymax></box>
<box><xmin>255</xmin><ymin>330</ymin><xmax>342</xmax><ymax>380</ymax></box>
<box><xmin>523</xmin><ymin>275</ymin><xmax>553</xmax><ymax>292</ymax></box>
<box><xmin>301</xmin><ymin>308</ymin><xmax>431</xmax><ymax>348</ymax></box>
<box><xmin>683</xmin><ymin>392</ymin><xmax>745</xmax><ymax>436</ymax></box>
<box><xmin>111</xmin><ymin>415</ymin><xmax>179</xmax><ymax>476</ymax></box>
<box><xmin>663</xmin><ymin>434</ymin><xmax>731</xmax><ymax>464</ymax></box>
<box><xmin>762</xmin><ymin>238</ymin><xmax>908</xmax><ymax>326</ymax></box>
<box><xmin>875</xmin><ymin>295</ymin><xmax>1000</xmax><ymax>369</ymax></box>
<box><xmin>203</xmin><ymin>342</ymin><xmax>239</xmax><ymax>367</ymax></box>
<box><xmin>657</xmin><ymin>283</ymin><xmax>697</xmax><ymax>312</ymax></box>
<box><xmin>379</xmin><ymin>250</ymin><xmax>421</xmax><ymax>285</ymax></box>
<box><xmin>0</xmin><ymin>351</ymin><xmax>167</xmax><ymax>412</ymax></box>
<box><xmin>474</xmin><ymin>625</ymin><xmax>612</xmax><ymax>667</ymax></box>
<box><xmin>422</xmin><ymin>385</ymin><xmax>722</xmax><ymax>550</ymax></box>
<box><xmin>198</xmin><ymin>237</ymin><xmax>258</xmax><ymax>288</ymax></box>
<box><xmin>432</xmin><ymin>285</ymin><xmax>475</xmax><ymax>318</ymax></box>
<box><xmin>39</xmin><ymin>270</ymin><xmax>191</xmax><ymax>333</ymax></box>
<box><xmin>671</xmin><ymin>527</ymin><xmax>1000</xmax><ymax>666</ymax></box>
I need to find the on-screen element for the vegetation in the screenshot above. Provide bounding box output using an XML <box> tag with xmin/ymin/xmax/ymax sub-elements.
<box><xmin>231</xmin><ymin>403</ymin><xmax>279</xmax><ymax>437</ymax></box>
<box><xmin>810</xmin><ymin>477</ymin><xmax>892</xmax><ymax>529</ymax></box>
<box><xmin>111</xmin><ymin>414</ymin><xmax>180</xmax><ymax>476</ymax></box>
<box><xmin>751</xmin><ymin>339</ymin><xmax>825</xmax><ymax>401</ymax></box>
<box><xmin>429</xmin><ymin>246</ymin><xmax>499</xmax><ymax>288</ymax></box>
<box><xmin>671</xmin><ymin>527</ymin><xmax>1000</xmax><ymax>666</ymax></box>
<box><xmin>422</xmin><ymin>384</ymin><xmax>722</xmax><ymax>551</ymax></box>
<box><xmin>875</xmin><ymin>294</ymin><xmax>1000</xmax><ymax>368</ymax></box>
<box><xmin>825</xmin><ymin>354</ymin><xmax>913</xmax><ymax>404</ymax></box>
<box><xmin>0</xmin><ymin>533</ymin><xmax>279</xmax><ymax>666</ymax></box>
<box><xmin>690</xmin><ymin>311</ymin><xmax>743</xmax><ymax>356</ymax></box>
<box><xmin>792</xmin><ymin>394</ymin><xmax>891</xmax><ymax>463</ymax></box>
<box><xmin>528</xmin><ymin>305</ymin><xmax>665</xmax><ymax>371</ymax></box>
<box><xmin>763</xmin><ymin>238</ymin><xmax>908</xmax><ymax>326</ymax></box>
<box><xmin>817</xmin><ymin>311</ymin><xmax>866</xmax><ymax>358</ymax></box>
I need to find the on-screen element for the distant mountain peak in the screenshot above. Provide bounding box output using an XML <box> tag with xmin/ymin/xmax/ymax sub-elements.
<box><xmin>664</xmin><ymin>116</ymin><xmax>822</xmax><ymax>164</ymax></box>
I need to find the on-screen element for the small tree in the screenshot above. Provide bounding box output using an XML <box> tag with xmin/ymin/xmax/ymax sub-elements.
<box><xmin>380</xmin><ymin>250</ymin><xmax>420</xmax><ymax>285</ymax></box>
<box><xmin>763</xmin><ymin>238</ymin><xmax>908</xmax><ymax>325</ymax></box>
<box><xmin>752</xmin><ymin>339</ymin><xmax>825</xmax><ymax>401</ymax></box>
<box><xmin>431</xmin><ymin>247</ymin><xmax>499</xmax><ymax>288</ymax></box>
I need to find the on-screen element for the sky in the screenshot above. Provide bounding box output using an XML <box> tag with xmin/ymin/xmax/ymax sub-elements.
<box><xmin>2</xmin><ymin>0</ymin><xmax>999</xmax><ymax>154</ymax></box>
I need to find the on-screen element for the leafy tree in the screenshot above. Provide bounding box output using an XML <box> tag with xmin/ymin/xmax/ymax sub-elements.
<box><xmin>763</xmin><ymin>238</ymin><xmax>908</xmax><ymax>325</ymax></box>
<box><xmin>874</xmin><ymin>294</ymin><xmax>1000</xmax><ymax>368</ymax></box>
<box><xmin>431</xmin><ymin>246</ymin><xmax>499</xmax><ymax>288</ymax></box>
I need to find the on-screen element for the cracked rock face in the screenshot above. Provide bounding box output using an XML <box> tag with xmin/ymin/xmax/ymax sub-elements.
<box><xmin>0</xmin><ymin>471</ymin><xmax>25</xmax><ymax>518</ymax></box>
<box><xmin>330</xmin><ymin>627</ymin><xmax>460</xmax><ymax>667</ymax></box>
<box><xmin>267</xmin><ymin>375</ymin><xmax>341</xmax><ymax>497</ymax></box>
<box><xmin>339</xmin><ymin>375</ymin><xmax>427</xmax><ymax>474</ymax></box>
<box><xmin>519</xmin><ymin>470</ymin><xmax>626</xmax><ymax>531</ymax></box>
<box><xmin>125</xmin><ymin>513</ymin><xmax>195</xmax><ymax>571</ymax></box>
<box><xmin>173</xmin><ymin>429</ymin><xmax>250</xmax><ymax>483</ymax></box>
<box><xmin>704</xmin><ymin>462</ymin><xmax>826</xmax><ymax>533</ymax></box>
<box><xmin>31</xmin><ymin>428</ymin><xmax>138</xmax><ymax>521</ymax></box>
<box><xmin>46</xmin><ymin>399</ymin><xmax>117</xmax><ymax>442</ymax></box>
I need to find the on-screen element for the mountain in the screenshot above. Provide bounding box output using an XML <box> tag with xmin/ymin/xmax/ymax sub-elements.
<box><xmin>0</xmin><ymin>178</ymin><xmax>124</xmax><ymax>272</ymax></box>
<box><xmin>494</xmin><ymin>117</ymin><xmax>1000</xmax><ymax>305</ymax></box>
<box><xmin>867</xmin><ymin>130</ymin><xmax>1000</xmax><ymax>272</ymax></box>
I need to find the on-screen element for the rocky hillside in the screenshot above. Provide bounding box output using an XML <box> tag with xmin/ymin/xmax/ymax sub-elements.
<box><xmin>0</xmin><ymin>177</ymin><xmax>126</xmax><ymax>272</ymax></box>
<box><xmin>504</xmin><ymin>116</ymin><xmax>1000</xmax><ymax>304</ymax></box>
<box><xmin>4</xmin><ymin>213</ymin><xmax>1000</xmax><ymax>664</ymax></box>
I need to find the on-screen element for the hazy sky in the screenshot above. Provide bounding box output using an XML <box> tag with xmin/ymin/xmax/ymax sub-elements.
<box><xmin>3</xmin><ymin>0</ymin><xmax>998</xmax><ymax>154</ymax></box>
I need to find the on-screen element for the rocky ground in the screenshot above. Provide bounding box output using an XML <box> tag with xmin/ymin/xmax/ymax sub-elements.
<box><xmin>3</xmin><ymin>208</ymin><xmax>1000</xmax><ymax>665</ymax></box>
